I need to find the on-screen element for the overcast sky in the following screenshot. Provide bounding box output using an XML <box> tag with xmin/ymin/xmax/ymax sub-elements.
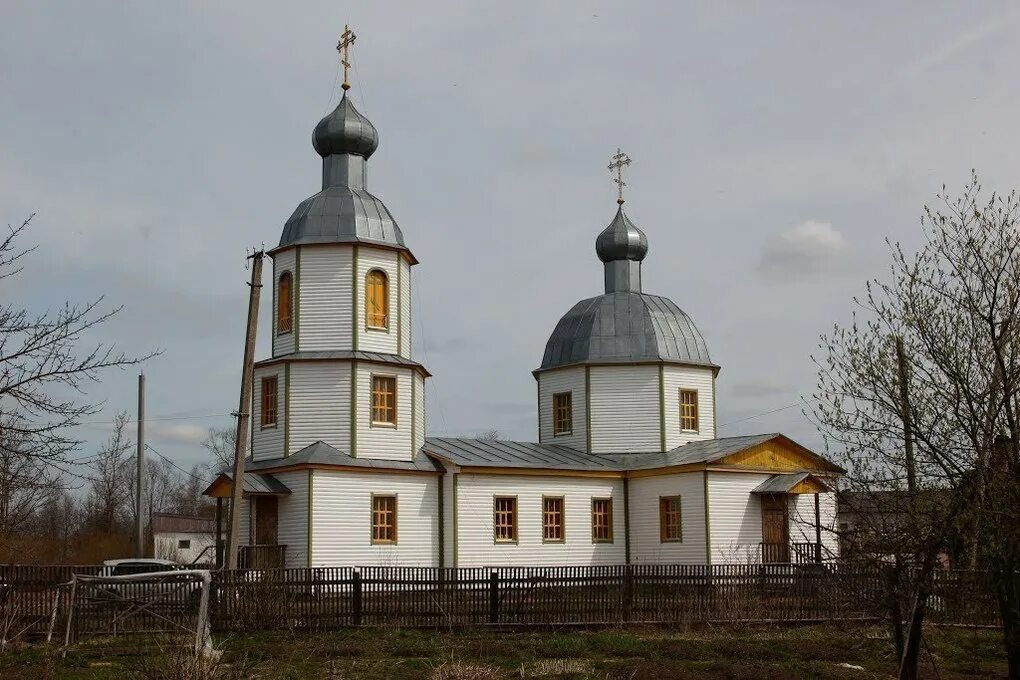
<box><xmin>3</xmin><ymin>2</ymin><xmax>1020</xmax><ymax>475</ymax></box>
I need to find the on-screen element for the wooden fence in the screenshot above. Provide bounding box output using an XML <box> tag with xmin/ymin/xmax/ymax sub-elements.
<box><xmin>0</xmin><ymin>563</ymin><xmax>1004</xmax><ymax>640</ymax></box>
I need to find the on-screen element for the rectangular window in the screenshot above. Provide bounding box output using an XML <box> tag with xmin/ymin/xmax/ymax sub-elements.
<box><xmin>680</xmin><ymin>389</ymin><xmax>699</xmax><ymax>432</ymax></box>
<box><xmin>543</xmin><ymin>496</ymin><xmax>565</xmax><ymax>542</ymax></box>
<box><xmin>553</xmin><ymin>392</ymin><xmax>573</xmax><ymax>435</ymax></box>
<box><xmin>659</xmin><ymin>496</ymin><xmax>683</xmax><ymax>542</ymax></box>
<box><xmin>372</xmin><ymin>495</ymin><xmax>397</xmax><ymax>544</ymax></box>
<box><xmin>493</xmin><ymin>496</ymin><xmax>518</xmax><ymax>543</ymax></box>
<box><xmin>372</xmin><ymin>376</ymin><xmax>397</xmax><ymax>425</ymax></box>
<box><xmin>178</xmin><ymin>539</ymin><xmax>191</xmax><ymax>550</ymax></box>
<box><xmin>591</xmin><ymin>497</ymin><xmax>613</xmax><ymax>543</ymax></box>
<box><xmin>261</xmin><ymin>376</ymin><xmax>278</xmax><ymax>428</ymax></box>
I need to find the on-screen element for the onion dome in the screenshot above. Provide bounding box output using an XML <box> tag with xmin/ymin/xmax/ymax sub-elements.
<box><xmin>312</xmin><ymin>94</ymin><xmax>379</xmax><ymax>159</ymax></box>
<box><xmin>596</xmin><ymin>206</ymin><xmax>648</xmax><ymax>263</ymax></box>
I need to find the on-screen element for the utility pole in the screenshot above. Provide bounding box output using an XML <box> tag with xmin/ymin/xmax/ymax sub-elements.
<box><xmin>135</xmin><ymin>372</ymin><xmax>145</xmax><ymax>558</ymax></box>
<box><xmin>225</xmin><ymin>250</ymin><xmax>263</xmax><ymax>569</ymax></box>
<box><xmin>894</xmin><ymin>336</ymin><xmax>916</xmax><ymax>496</ymax></box>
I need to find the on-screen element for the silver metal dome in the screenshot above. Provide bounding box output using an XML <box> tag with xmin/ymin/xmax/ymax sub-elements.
<box><xmin>280</xmin><ymin>185</ymin><xmax>405</xmax><ymax>249</ymax></box>
<box><xmin>540</xmin><ymin>292</ymin><xmax>714</xmax><ymax>371</ymax></box>
<box><xmin>596</xmin><ymin>206</ymin><xmax>648</xmax><ymax>262</ymax></box>
<box><xmin>313</xmin><ymin>95</ymin><xmax>379</xmax><ymax>159</ymax></box>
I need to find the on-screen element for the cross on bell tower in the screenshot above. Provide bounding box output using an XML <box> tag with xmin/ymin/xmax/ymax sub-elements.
<box><xmin>337</xmin><ymin>24</ymin><xmax>357</xmax><ymax>91</ymax></box>
<box><xmin>608</xmin><ymin>148</ymin><xmax>632</xmax><ymax>205</ymax></box>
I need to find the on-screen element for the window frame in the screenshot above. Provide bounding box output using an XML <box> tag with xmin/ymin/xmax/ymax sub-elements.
<box><xmin>659</xmin><ymin>495</ymin><xmax>683</xmax><ymax>543</ymax></box>
<box><xmin>260</xmin><ymin>375</ymin><xmax>278</xmax><ymax>429</ymax></box>
<box><xmin>370</xmin><ymin>374</ymin><xmax>398</xmax><ymax>427</ymax></box>
<box><xmin>177</xmin><ymin>539</ymin><xmax>191</xmax><ymax>550</ymax></box>
<box><xmin>277</xmin><ymin>271</ymin><xmax>293</xmax><ymax>335</ymax></box>
<box><xmin>493</xmin><ymin>495</ymin><xmax>519</xmax><ymax>544</ymax></box>
<box><xmin>552</xmin><ymin>392</ymin><xmax>573</xmax><ymax>436</ymax></box>
<box><xmin>679</xmin><ymin>389</ymin><xmax>699</xmax><ymax>433</ymax></box>
<box><xmin>371</xmin><ymin>493</ymin><xmax>398</xmax><ymax>545</ymax></box>
<box><xmin>542</xmin><ymin>495</ymin><xmax>565</xmax><ymax>543</ymax></box>
<box><xmin>590</xmin><ymin>497</ymin><xmax>614</xmax><ymax>544</ymax></box>
<box><xmin>365</xmin><ymin>269</ymin><xmax>390</xmax><ymax>332</ymax></box>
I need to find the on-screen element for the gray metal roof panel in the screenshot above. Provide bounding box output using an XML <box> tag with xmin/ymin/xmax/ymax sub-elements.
<box><xmin>751</xmin><ymin>473</ymin><xmax>812</xmax><ymax>494</ymax></box>
<box><xmin>246</xmin><ymin>440</ymin><xmax>443</xmax><ymax>473</ymax></box>
<box><xmin>423</xmin><ymin>437</ymin><xmax>618</xmax><ymax>470</ymax></box>
<box><xmin>540</xmin><ymin>292</ymin><xmax>714</xmax><ymax>371</ymax></box>
<box><xmin>255</xmin><ymin>351</ymin><xmax>430</xmax><ymax>375</ymax></box>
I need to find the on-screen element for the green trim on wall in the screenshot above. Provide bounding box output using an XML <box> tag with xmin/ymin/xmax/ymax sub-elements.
<box><xmin>271</xmin><ymin>257</ymin><xmax>277</xmax><ymax>341</ymax></box>
<box><xmin>352</xmin><ymin>245</ymin><xmax>360</xmax><ymax>351</ymax></box>
<box><xmin>294</xmin><ymin>248</ymin><xmax>301</xmax><ymax>350</ymax></box>
<box><xmin>658</xmin><ymin>365</ymin><xmax>666</xmax><ymax>452</ymax></box>
<box><xmin>437</xmin><ymin>473</ymin><xmax>445</xmax><ymax>569</ymax></box>
<box><xmin>712</xmin><ymin>373</ymin><xmax>717</xmax><ymax>437</ymax></box>
<box><xmin>307</xmin><ymin>469</ymin><xmax>313</xmax><ymax>568</ymax></box>
<box><xmin>350</xmin><ymin>362</ymin><xmax>358</xmax><ymax>458</ymax></box>
<box><xmin>623</xmin><ymin>476</ymin><xmax>631</xmax><ymax>564</ymax></box>
<box><xmin>703</xmin><ymin>469</ymin><xmax>712</xmax><ymax>565</ymax></box>
<box><xmin>585</xmin><ymin>367</ymin><xmax>592</xmax><ymax>453</ymax></box>
<box><xmin>396</xmin><ymin>252</ymin><xmax>403</xmax><ymax>357</ymax></box>
<box><xmin>284</xmin><ymin>363</ymin><xmax>291</xmax><ymax>456</ymax></box>
<box><xmin>452</xmin><ymin>474</ymin><xmax>459</xmax><ymax>567</ymax></box>
<box><xmin>536</xmin><ymin>380</ymin><xmax>542</xmax><ymax>441</ymax></box>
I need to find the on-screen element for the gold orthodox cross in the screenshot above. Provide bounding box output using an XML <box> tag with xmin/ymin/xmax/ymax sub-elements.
<box><xmin>608</xmin><ymin>148</ymin><xmax>632</xmax><ymax>205</ymax></box>
<box><xmin>337</xmin><ymin>24</ymin><xmax>357</xmax><ymax>91</ymax></box>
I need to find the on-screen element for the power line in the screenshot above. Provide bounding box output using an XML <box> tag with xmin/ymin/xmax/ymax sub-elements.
<box><xmin>144</xmin><ymin>444</ymin><xmax>210</xmax><ymax>484</ymax></box>
<box><xmin>718</xmin><ymin>403</ymin><xmax>802</xmax><ymax>429</ymax></box>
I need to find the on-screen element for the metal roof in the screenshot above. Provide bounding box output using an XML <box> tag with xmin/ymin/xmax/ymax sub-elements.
<box><xmin>248</xmin><ymin>440</ymin><xmax>444</xmax><ymax>474</ymax></box>
<box><xmin>751</xmin><ymin>472</ymin><xmax>812</xmax><ymax>494</ymax></box>
<box><xmin>151</xmin><ymin>513</ymin><xmax>215</xmax><ymax>534</ymax></box>
<box><xmin>424</xmin><ymin>437</ymin><xmax>619</xmax><ymax>470</ymax></box>
<box><xmin>596</xmin><ymin>205</ymin><xmax>648</xmax><ymax>263</ymax></box>
<box><xmin>202</xmin><ymin>471</ymin><xmax>292</xmax><ymax>497</ymax></box>
<box><xmin>422</xmin><ymin>433</ymin><xmax>837</xmax><ymax>474</ymax></box>
<box><xmin>255</xmin><ymin>350</ymin><xmax>430</xmax><ymax>376</ymax></box>
<box><xmin>278</xmin><ymin>93</ymin><xmax>407</xmax><ymax>252</ymax></box>
<box><xmin>539</xmin><ymin>292</ymin><xmax>714</xmax><ymax>371</ymax></box>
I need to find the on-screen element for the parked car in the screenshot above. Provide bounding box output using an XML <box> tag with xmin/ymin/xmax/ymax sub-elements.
<box><xmin>95</xmin><ymin>558</ymin><xmax>205</xmax><ymax>609</ymax></box>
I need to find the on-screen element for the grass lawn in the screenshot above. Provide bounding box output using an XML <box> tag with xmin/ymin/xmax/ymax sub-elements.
<box><xmin>0</xmin><ymin>624</ymin><xmax>1008</xmax><ymax>679</ymax></box>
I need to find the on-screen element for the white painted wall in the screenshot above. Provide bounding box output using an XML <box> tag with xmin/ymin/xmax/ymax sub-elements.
<box><xmin>662</xmin><ymin>365</ymin><xmax>715</xmax><ymax>448</ymax></box>
<box><xmin>443</xmin><ymin>469</ymin><xmax>457</xmax><ymax>568</ymax></box>
<box><xmin>356</xmin><ymin>246</ymin><xmax>401</xmax><ymax>355</ymax></box>
<box><xmin>412</xmin><ymin>372</ymin><xmax>425</xmax><ymax>456</ymax></box>
<box><xmin>789</xmin><ymin>492</ymin><xmax>839</xmax><ymax>561</ymax></box>
<box><xmin>355</xmin><ymin>363</ymin><xmax>414</xmax><ymax>460</ymax></box>
<box><xmin>153</xmin><ymin>531</ymin><xmax>215</xmax><ymax>565</ymax></box>
<box><xmin>589</xmin><ymin>366</ymin><xmax>660</xmax><ymax>453</ymax></box>
<box><xmin>299</xmin><ymin>245</ymin><xmax>354</xmax><ymax>352</ymax></box>
<box><xmin>537</xmin><ymin>367</ymin><xmax>586</xmax><ymax>451</ymax></box>
<box><xmin>288</xmin><ymin>361</ymin><xmax>351</xmax><ymax>455</ymax></box>
<box><xmin>272</xmin><ymin>249</ymin><xmax>296</xmax><ymax>357</ymax></box>
<box><xmin>274</xmin><ymin>470</ymin><xmax>310</xmax><ymax>568</ymax></box>
<box><xmin>454</xmin><ymin>473</ymin><xmax>625</xmax><ymax>567</ymax></box>
<box><xmin>629</xmin><ymin>472</ymin><xmax>708</xmax><ymax>564</ymax></box>
<box><xmin>252</xmin><ymin>364</ymin><xmax>285</xmax><ymax>461</ymax></box>
<box><xmin>707</xmin><ymin>472</ymin><xmax>770</xmax><ymax>564</ymax></box>
<box><xmin>311</xmin><ymin>470</ymin><xmax>440</xmax><ymax>567</ymax></box>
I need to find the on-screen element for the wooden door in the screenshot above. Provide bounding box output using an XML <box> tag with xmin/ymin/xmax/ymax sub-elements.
<box><xmin>253</xmin><ymin>496</ymin><xmax>279</xmax><ymax>545</ymax></box>
<box><xmin>760</xmin><ymin>494</ymin><xmax>789</xmax><ymax>563</ymax></box>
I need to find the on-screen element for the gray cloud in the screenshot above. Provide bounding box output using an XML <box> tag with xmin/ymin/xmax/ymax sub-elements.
<box><xmin>758</xmin><ymin>220</ymin><xmax>855</xmax><ymax>282</ymax></box>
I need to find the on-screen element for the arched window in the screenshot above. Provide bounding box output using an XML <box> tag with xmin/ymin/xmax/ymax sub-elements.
<box><xmin>277</xmin><ymin>272</ymin><xmax>293</xmax><ymax>334</ymax></box>
<box><xmin>366</xmin><ymin>269</ymin><xmax>389</xmax><ymax>330</ymax></box>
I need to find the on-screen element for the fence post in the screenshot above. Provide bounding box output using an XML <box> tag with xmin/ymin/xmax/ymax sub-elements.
<box><xmin>623</xmin><ymin>565</ymin><xmax>634</xmax><ymax>623</ymax></box>
<box><xmin>352</xmin><ymin>571</ymin><xmax>362</xmax><ymax>627</ymax></box>
<box><xmin>488</xmin><ymin>570</ymin><xmax>499</xmax><ymax>625</ymax></box>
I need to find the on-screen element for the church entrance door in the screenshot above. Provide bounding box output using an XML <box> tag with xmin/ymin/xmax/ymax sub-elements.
<box><xmin>760</xmin><ymin>494</ymin><xmax>789</xmax><ymax>563</ymax></box>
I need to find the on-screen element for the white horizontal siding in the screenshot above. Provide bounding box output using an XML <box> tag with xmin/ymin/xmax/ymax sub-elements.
<box><xmin>251</xmin><ymin>364</ymin><xmax>285</xmax><ymax>461</ymax></box>
<box><xmin>454</xmin><ymin>474</ymin><xmax>625</xmax><ymax>567</ymax></box>
<box><xmin>537</xmin><ymin>367</ymin><xmax>586</xmax><ymax>451</ymax></box>
<box><xmin>708</xmin><ymin>472</ymin><xmax>770</xmax><ymax>564</ymax></box>
<box><xmin>789</xmin><ymin>492</ymin><xmax>839</xmax><ymax>560</ymax></box>
<box><xmin>311</xmin><ymin>470</ymin><xmax>439</xmax><ymax>567</ymax></box>
<box><xmin>299</xmin><ymin>246</ymin><xmax>354</xmax><ymax>352</ymax></box>
<box><xmin>288</xmin><ymin>361</ymin><xmax>351</xmax><ymax>455</ymax></box>
<box><xmin>240</xmin><ymin>499</ymin><xmax>251</xmax><ymax>545</ymax></box>
<box><xmin>273</xmin><ymin>470</ymin><xmax>309</xmax><ymax>568</ymax></box>
<box><xmin>399</xmin><ymin>256</ymin><xmax>412</xmax><ymax>358</ymax></box>
<box><xmin>629</xmin><ymin>473</ymin><xmax>707</xmax><ymax>564</ymax></box>
<box><xmin>662</xmin><ymin>365</ymin><xmax>715</xmax><ymax>448</ymax></box>
<box><xmin>355</xmin><ymin>363</ymin><xmax>414</xmax><ymax>460</ymax></box>
<box><xmin>272</xmin><ymin>249</ymin><xmax>295</xmax><ymax>357</ymax></box>
<box><xmin>443</xmin><ymin>471</ymin><xmax>456</xmax><ymax>568</ymax></box>
<box><xmin>589</xmin><ymin>366</ymin><xmax>660</xmax><ymax>453</ymax></box>
<box><xmin>413</xmin><ymin>373</ymin><xmax>425</xmax><ymax>456</ymax></box>
<box><xmin>357</xmin><ymin>247</ymin><xmax>400</xmax><ymax>354</ymax></box>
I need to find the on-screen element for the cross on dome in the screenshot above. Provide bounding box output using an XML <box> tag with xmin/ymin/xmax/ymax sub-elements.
<box><xmin>337</xmin><ymin>24</ymin><xmax>357</xmax><ymax>91</ymax></box>
<box><xmin>608</xmin><ymin>148</ymin><xmax>632</xmax><ymax>205</ymax></box>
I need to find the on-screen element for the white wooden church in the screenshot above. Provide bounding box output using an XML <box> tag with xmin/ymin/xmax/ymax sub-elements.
<box><xmin>205</xmin><ymin>49</ymin><xmax>844</xmax><ymax>570</ymax></box>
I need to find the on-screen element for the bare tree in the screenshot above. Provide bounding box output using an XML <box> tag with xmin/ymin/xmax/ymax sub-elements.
<box><xmin>84</xmin><ymin>412</ymin><xmax>133</xmax><ymax>533</ymax></box>
<box><xmin>812</xmin><ymin>173</ymin><xmax>1020</xmax><ymax>677</ymax></box>
<box><xmin>201</xmin><ymin>426</ymin><xmax>235</xmax><ymax>474</ymax></box>
<box><xmin>476</xmin><ymin>429</ymin><xmax>501</xmax><ymax>441</ymax></box>
<box><xmin>0</xmin><ymin>214</ymin><xmax>158</xmax><ymax>476</ymax></box>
